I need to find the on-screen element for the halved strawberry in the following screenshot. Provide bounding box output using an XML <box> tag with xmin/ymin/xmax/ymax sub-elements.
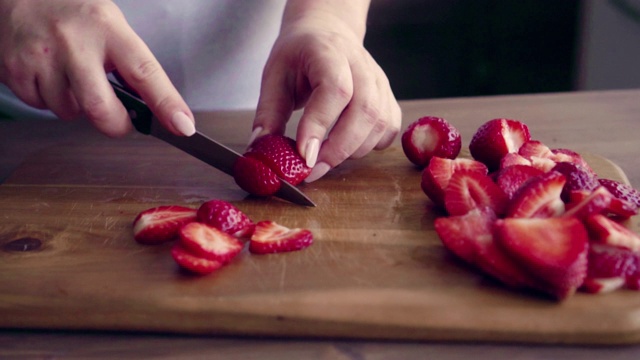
<box><xmin>584</xmin><ymin>214</ymin><xmax>640</xmax><ymax>251</ymax></box>
<box><xmin>469</xmin><ymin>118</ymin><xmax>531</xmax><ymax>171</ymax></box>
<box><xmin>562</xmin><ymin>186</ymin><xmax>613</xmax><ymax>220</ymax></box>
<box><xmin>586</xmin><ymin>243</ymin><xmax>640</xmax><ymax>281</ymax></box>
<box><xmin>550</xmin><ymin>161</ymin><xmax>599</xmax><ymax>202</ymax></box>
<box><xmin>494</xmin><ymin>217</ymin><xmax>589</xmax><ymax>300</ymax></box>
<box><xmin>598</xmin><ymin>178</ymin><xmax>640</xmax><ymax>208</ymax></box>
<box><xmin>197</xmin><ymin>200</ymin><xmax>255</xmax><ymax>238</ymax></box>
<box><xmin>494</xmin><ymin>164</ymin><xmax>544</xmax><ymax>200</ymax></box>
<box><xmin>421</xmin><ymin>157</ymin><xmax>488</xmax><ymax>208</ymax></box>
<box><xmin>443</xmin><ymin>170</ymin><xmax>508</xmax><ymax>216</ymax></box>
<box><xmin>179</xmin><ymin>222</ymin><xmax>244</xmax><ymax>264</ymax></box>
<box><xmin>550</xmin><ymin>148</ymin><xmax>595</xmax><ymax>174</ymax></box>
<box><xmin>249</xmin><ymin>220</ymin><xmax>313</xmax><ymax>254</ymax></box>
<box><xmin>518</xmin><ymin>140</ymin><xmax>554</xmax><ymax>160</ymax></box>
<box><xmin>233</xmin><ymin>154</ymin><xmax>281</xmax><ymax>196</ymax></box>
<box><xmin>401</xmin><ymin>116</ymin><xmax>462</xmax><ymax>168</ymax></box>
<box><xmin>132</xmin><ymin>205</ymin><xmax>197</xmax><ymax>245</ymax></box>
<box><xmin>434</xmin><ymin>207</ymin><xmax>533</xmax><ymax>288</ymax></box>
<box><xmin>505</xmin><ymin>171</ymin><xmax>566</xmax><ymax>218</ymax></box>
<box><xmin>579</xmin><ymin>277</ymin><xmax>626</xmax><ymax>294</ymax></box>
<box><xmin>499</xmin><ymin>152</ymin><xmax>532</xmax><ymax>169</ymax></box>
<box><xmin>170</xmin><ymin>243</ymin><xmax>225</xmax><ymax>275</ymax></box>
<box><xmin>245</xmin><ymin>134</ymin><xmax>311</xmax><ymax>186</ymax></box>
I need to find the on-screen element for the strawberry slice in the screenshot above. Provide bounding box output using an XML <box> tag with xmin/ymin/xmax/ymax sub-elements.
<box><xmin>171</xmin><ymin>243</ymin><xmax>225</xmax><ymax>275</ymax></box>
<box><xmin>197</xmin><ymin>200</ymin><xmax>255</xmax><ymax>238</ymax></box>
<box><xmin>249</xmin><ymin>220</ymin><xmax>313</xmax><ymax>254</ymax></box>
<box><xmin>494</xmin><ymin>164</ymin><xmax>544</xmax><ymax>200</ymax></box>
<box><xmin>550</xmin><ymin>148</ymin><xmax>595</xmax><ymax>174</ymax></box>
<box><xmin>550</xmin><ymin>161</ymin><xmax>599</xmax><ymax>202</ymax></box>
<box><xmin>245</xmin><ymin>134</ymin><xmax>311</xmax><ymax>186</ymax></box>
<box><xmin>469</xmin><ymin>118</ymin><xmax>531</xmax><ymax>171</ymax></box>
<box><xmin>132</xmin><ymin>205</ymin><xmax>197</xmax><ymax>245</ymax></box>
<box><xmin>586</xmin><ymin>243</ymin><xmax>640</xmax><ymax>283</ymax></box>
<box><xmin>562</xmin><ymin>186</ymin><xmax>613</xmax><ymax>220</ymax></box>
<box><xmin>598</xmin><ymin>178</ymin><xmax>640</xmax><ymax>208</ymax></box>
<box><xmin>505</xmin><ymin>171</ymin><xmax>566</xmax><ymax>218</ymax></box>
<box><xmin>233</xmin><ymin>154</ymin><xmax>281</xmax><ymax>196</ymax></box>
<box><xmin>499</xmin><ymin>152</ymin><xmax>532</xmax><ymax>169</ymax></box>
<box><xmin>434</xmin><ymin>208</ymin><xmax>534</xmax><ymax>288</ymax></box>
<box><xmin>401</xmin><ymin>116</ymin><xmax>462</xmax><ymax>168</ymax></box>
<box><xmin>584</xmin><ymin>214</ymin><xmax>640</xmax><ymax>251</ymax></box>
<box><xmin>179</xmin><ymin>222</ymin><xmax>244</xmax><ymax>264</ymax></box>
<box><xmin>443</xmin><ymin>170</ymin><xmax>508</xmax><ymax>216</ymax></box>
<box><xmin>421</xmin><ymin>157</ymin><xmax>488</xmax><ymax>208</ymax></box>
<box><xmin>494</xmin><ymin>217</ymin><xmax>589</xmax><ymax>300</ymax></box>
<box><xmin>579</xmin><ymin>277</ymin><xmax>626</xmax><ymax>294</ymax></box>
<box><xmin>518</xmin><ymin>140</ymin><xmax>554</xmax><ymax>160</ymax></box>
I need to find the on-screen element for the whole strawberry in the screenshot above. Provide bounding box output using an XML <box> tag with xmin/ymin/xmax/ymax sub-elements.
<box><xmin>469</xmin><ymin>118</ymin><xmax>531</xmax><ymax>171</ymax></box>
<box><xmin>401</xmin><ymin>116</ymin><xmax>461</xmax><ymax>168</ymax></box>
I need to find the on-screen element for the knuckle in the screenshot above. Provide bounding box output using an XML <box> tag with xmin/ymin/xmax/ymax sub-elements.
<box><xmin>128</xmin><ymin>59</ymin><xmax>162</xmax><ymax>85</ymax></box>
<box><xmin>82</xmin><ymin>95</ymin><xmax>111</xmax><ymax>122</ymax></box>
<box><xmin>81</xmin><ymin>1</ymin><xmax>119</xmax><ymax>28</ymax></box>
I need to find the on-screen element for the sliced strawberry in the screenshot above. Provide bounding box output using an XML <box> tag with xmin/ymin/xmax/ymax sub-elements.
<box><xmin>197</xmin><ymin>200</ymin><xmax>255</xmax><ymax>238</ymax></box>
<box><xmin>171</xmin><ymin>243</ymin><xmax>225</xmax><ymax>275</ymax></box>
<box><xmin>469</xmin><ymin>118</ymin><xmax>531</xmax><ymax>171</ymax></box>
<box><xmin>494</xmin><ymin>217</ymin><xmax>589</xmax><ymax>300</ymax></box>
<box><xmin>249</xmin><ymin>220</ymin><xmax>313</xmax><ymax>254</ymax></box>
<box><xmin>584</xmin><ymin>214</ymin><xmax>640</xmax><ymax>251</ymax></box>
<box><xmin>587</xmin><ymin>243</ymin><xmax>640</xmax><ymax>280</ymax></box>
<box><xmin>505</xmin><ymin>171</ymin><xmax>566</xmax><ymax>218</ymax></box>
<box><xmin>401</xmin><ymin>116</ymin><xmax>462</xmax><ymax>168</ymax></box>
<box><xmin>551</xmin><ymin>148</ymin><xmax>595</xmax><ymax>174</ymax></box>
<box><xmin>598</xmin><ymin>178</ymin><xmax>640</xmax><ymax>208</ymax></box>
<box><xmin>233</xmin><ymin>154</ymin><xmax>281</xmax><ymax>196</ymax></box>
<box><xmin>494</xmin><ymin>164</ymin><xmax>544</xmax><ymax>200</ymax></box>
<box><xmin>579</xmin><ymin>277</ymin><xmax>626</xmax><ymax>294</ymax></box>
<box><xmin>518</xmin><ymin>140</ymin><xmax>554</xmax><ymax>159</ymax></box>
<box><xmin>567</xmin><ymin>188</ymin><xmax>637</xmax><ymax>219</ymax></box>
<box><xmin>434</xmin><ymin>208</ymin><xmax>534</xmax><ymax>288</ymax></box>
<box><xmin>421</xmin><ymin>157</ymin><xmax>488</xmax><ymax>208</ymax></box>
<box><xmin>550</xmin><ymin>161</ymin><xmax>599</xmax><ymax>202</ymax></box>
<box><xmin>179</xmin><ymin>222</ymin><xmax>244</xmax><ymax>264</ymax></box>
<box><xmin>562</xmin><ymin>186</ymin><xmax>613</xmax><ymax>220</ymax></box>
<box><xmin>499</xmin><ymin>152</ymin><xmax>532</xmax><ymax>169</ymax></box>
<box><xmin>608</xmin><ymin>197</ymin><xmax>639</xmax><ymax>219</ymax></box>
<box><xmin>443</xmin><ymin>170</ymin><xmax>508</xmax><ymax>216</ymax></box>
<box><xmin>246</xmin><ymin>134</ymin><xmax>311</xmax><ymax>185</ymax></box>
<box><xmin>132</xmin><ymin>205</ymin><xmax>197</xmax><ymax>245</ymax></box>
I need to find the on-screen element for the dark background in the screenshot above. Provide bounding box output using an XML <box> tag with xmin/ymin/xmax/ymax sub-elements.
<box><xmin>364</xmin><ymin>0</ymin><xmax>582</xmax><ymax>100</ymax></box>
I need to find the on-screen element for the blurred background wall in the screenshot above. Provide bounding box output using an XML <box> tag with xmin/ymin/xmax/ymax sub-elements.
<box><xmin>364</xmin><ymin>0</ymin><xmax>640</xmax><ymax>100</ymax></box>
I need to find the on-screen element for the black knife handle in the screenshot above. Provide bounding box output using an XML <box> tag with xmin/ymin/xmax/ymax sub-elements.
<box><xmin>110</xmin><ymin>80</ymin><xmax>153</xmax><ymax>135</ymax></box>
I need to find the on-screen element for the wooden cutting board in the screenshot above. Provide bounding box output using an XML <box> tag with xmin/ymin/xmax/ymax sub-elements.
<box><xmin>1</xmin><ymin>132</ymin><xmax>639</xmax><ymax>345</ymax></box>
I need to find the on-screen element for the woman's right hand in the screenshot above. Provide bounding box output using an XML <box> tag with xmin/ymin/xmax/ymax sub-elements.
<box><xmin>0</xmin><ymin>0</ymin><xmax>195</xmax><ymax>137</ymax></box>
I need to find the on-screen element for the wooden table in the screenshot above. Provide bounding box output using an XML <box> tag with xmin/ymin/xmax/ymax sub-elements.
<box><xmin>2</xmin><ymin>89</ymin><xmax>640</xmax><ymax>358</ymax></box>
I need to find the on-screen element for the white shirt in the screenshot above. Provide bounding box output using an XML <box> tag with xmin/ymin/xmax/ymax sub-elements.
<box><xmin>0</xmin><ymin>0</ymin><xmax>286</xmax><ymax>119</ymax></box>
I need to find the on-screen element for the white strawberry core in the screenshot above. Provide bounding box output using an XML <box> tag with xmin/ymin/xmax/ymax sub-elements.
<box><xmin>412</xmin><ymin>125</ymin><xmax>437</xmax><ymax>152</ymax></box>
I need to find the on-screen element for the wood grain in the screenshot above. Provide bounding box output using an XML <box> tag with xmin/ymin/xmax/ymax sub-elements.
<box><xmin>1</xmin><ymin>143</ymin><xmax>639</xmax><ymax>344</ymax></box>
<box><xmin>1</xmin><ymin>89</ymin><xmax>640</xmax><ymax>352</ymax></box>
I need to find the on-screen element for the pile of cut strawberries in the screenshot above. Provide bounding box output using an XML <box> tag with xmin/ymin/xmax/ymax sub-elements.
<box><xmin>131</xmin><ymin>134</ymin><xmax>314</xmax><ymax>275</ymax></box>
<box><xmin>402</xmin><ymin>116</ymin><xmax>640</xmax><ymax>300</ymax></box>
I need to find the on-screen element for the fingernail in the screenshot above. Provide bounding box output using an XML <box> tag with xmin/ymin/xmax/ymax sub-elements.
<box><xmin>171</xmin><ymin>111</ymin><xmax>196</xmax><ymax>136</ymax></box>
<box><xmin>305</xmin><ymin>162</ymin><xmax>330</xmax><ymax>183</ymax></box>
<box><xmin>247</xmin><ymin>126</ymin><xmax>263</xmax><ymax>147</ymax></box>
<box><xmin>304</xmin><ymin>138</ymin><xmax>320</xmax><ymax>168</ymax></box>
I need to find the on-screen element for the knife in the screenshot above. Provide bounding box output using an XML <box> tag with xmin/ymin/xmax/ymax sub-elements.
<box><xmin>110</xmin><ymin>80</ymin><xmax>316</xmax><ymax>207</ymax></box>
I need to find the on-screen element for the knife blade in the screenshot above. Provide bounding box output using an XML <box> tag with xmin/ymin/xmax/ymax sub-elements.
<box><xmin>110</xmin><ymin>80</ymin><xmax>316</xmax><ymax>207</ymax></box>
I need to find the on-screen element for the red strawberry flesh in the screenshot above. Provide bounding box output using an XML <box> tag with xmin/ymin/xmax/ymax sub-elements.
<box><xmin>401</xmin><ymin>116</ymin><xmax>462</xmax><ymax>168</ymax></box>
<box><xmin>469</xmin><ymin>118</ymin><xmax>531</xmax><ymax>171</ymax></box>
<box><xmin>444</xmin><ymin>170</ymin><xmax>508</xmax><ymax>217</ymax></box>
<box><xmin>179</xmin><ymin>222</ymin><xmax>244</xmax><ymax>264</ymax></box>
<box><xmin>171</xmin><ymin>243</ymin><xmax>225</xmax><ymax>275</ymax></box>
<box><xmin>421</xmin><ymin>157</ymin><xmax>488</xmax><ymax>208</ymax></box>
<box><xmin>132</xmin><ymin>205</ymin><xmax>197</xmax><ymax>245</ymax></box>
<box><xmin>506</xmin><ymin>171</ymin><xmax>566</xmax><ymax>218</ymax></box>
<box><xmin>249</xmin><ymin>220</ymin><xmax>313</xmax><ymax>254</ymax></box>
<box><xmin>494</xmin><ymin>217</ymin><xmax>589</xmax><ymax>300</ymax></box>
